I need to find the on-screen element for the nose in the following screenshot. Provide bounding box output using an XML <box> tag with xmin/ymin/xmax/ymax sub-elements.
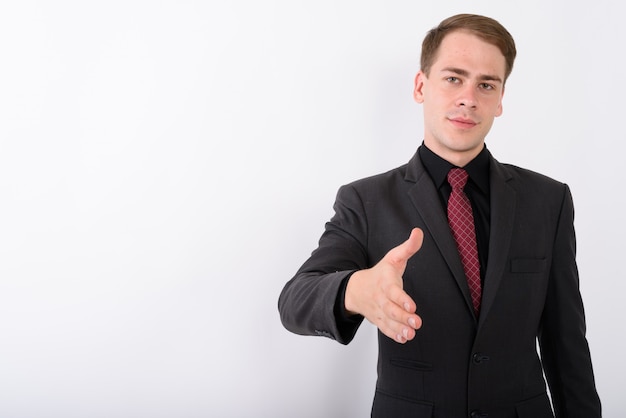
<box><xmin>456</xmin><ymin>86</ymin><xmax>477</xmax><ymax>109</ymax></box>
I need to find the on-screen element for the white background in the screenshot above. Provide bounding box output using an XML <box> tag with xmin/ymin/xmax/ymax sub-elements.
<box><xmin>0</xmin><ymin>1</ymin><xmax>623</xmax><ymax>417</ymax></box>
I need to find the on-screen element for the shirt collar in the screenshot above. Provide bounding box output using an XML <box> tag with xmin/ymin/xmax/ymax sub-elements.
<box><xmin>418</xmin><ymin>142</ymin><xmax>490</xmax><ymax>194</ymax></box>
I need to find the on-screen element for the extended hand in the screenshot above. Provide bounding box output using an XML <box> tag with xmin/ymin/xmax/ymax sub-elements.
<box><xmin>345</xmin><ymin>228</ymin><xmax>424</xmax><ymax>344</ymax></box>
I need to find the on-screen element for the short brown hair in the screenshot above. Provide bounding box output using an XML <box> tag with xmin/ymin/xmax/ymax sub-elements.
<box><xmin>421</xmin><ymin>14</ymin><xmax>517</xmax><ymax>82</ymax></box>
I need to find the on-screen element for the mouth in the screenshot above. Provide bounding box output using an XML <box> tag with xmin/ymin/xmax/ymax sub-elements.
<box><xmin>448</xmin><ymin>117</ymin><xmax>478</xmax><ymax>129</ymax></box>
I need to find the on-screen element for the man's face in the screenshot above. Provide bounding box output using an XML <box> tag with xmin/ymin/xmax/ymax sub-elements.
<box><xmin>414</xmin><ymin>30</ymin><xmax>506</xmax><ymax>167</ymax></box>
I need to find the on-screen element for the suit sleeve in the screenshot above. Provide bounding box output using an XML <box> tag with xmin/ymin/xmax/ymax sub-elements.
<box><xmin>538</xmin><ymin>184</ymin><xmax>601</xmax><ymax>417</ymax></box>
<box><xmin>278</xmin><ymin>184</ymin><xmax>369</xmax><ymax>345</ymax></box>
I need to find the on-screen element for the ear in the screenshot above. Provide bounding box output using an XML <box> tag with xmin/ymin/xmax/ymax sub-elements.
<box><xmin>413</xmin><ymin>71</ymin><xmax>426</xmax><ymax>104</ymax></box>
<box><xmin>495</xmin><ymin>85</ymin><xmax>505</xmax><ymax>117</ymax></box>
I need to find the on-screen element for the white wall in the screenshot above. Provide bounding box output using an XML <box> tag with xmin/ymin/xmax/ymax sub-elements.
<box><xmin>0</xmin><ymin>1</ymin><xmax>623</xmax><ymax>417</ymax></box>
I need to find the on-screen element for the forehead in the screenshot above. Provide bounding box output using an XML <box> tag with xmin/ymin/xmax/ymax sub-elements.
<box><xmin>432</xmin><ymin>30</ymin><xmax>506</xmax><ymax>78</ymax></box>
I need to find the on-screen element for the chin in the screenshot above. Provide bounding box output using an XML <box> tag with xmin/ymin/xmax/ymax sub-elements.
<box><xmin>444</xmin><ymin>138</ymin><xmax>483</xmax><ymax>152</ymax></box>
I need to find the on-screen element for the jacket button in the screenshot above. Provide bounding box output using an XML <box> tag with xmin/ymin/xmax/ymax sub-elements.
<box><xmin>472</xmin><ymin>353</ymin><xmax>490</xmax><ymax>364</ymax></box>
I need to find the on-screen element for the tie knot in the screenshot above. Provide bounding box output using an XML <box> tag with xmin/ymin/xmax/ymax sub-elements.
<box><xmin>448</xmin><ymin>168</ymin><xmax>469</xmax><ymax>190</ymax></box>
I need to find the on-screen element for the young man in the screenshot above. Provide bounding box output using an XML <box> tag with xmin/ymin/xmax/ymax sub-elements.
<box><xmin>278</xmin><ymin>14</ymin><xmax>601</xmax><ymax>417</ymax></box>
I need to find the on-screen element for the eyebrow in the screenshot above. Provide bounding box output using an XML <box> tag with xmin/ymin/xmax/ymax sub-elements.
<box><xmin>441</xmin><ymin>67</ymin><xmax>503</xmax><ymax>84</ymax></box>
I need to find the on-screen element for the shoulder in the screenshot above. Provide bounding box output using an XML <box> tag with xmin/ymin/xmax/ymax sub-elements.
<box><xmin>498</xmin><ymin>161</ymin><xmax>567</xmax><ymax>190</ymax></box>
<box><xmin>495</xmin><ymin>162</ymin><xmax>573</xmax><ymax>209</ymax></box>
<box><xmin>337</xmin><ymin>163</ymin><xmax>412</xmax><ymax>200</ymax></box>
<box><xmin>341</xmin><ymin>152</ymin><xmax>423</xmax><ymax>192</ymax></box>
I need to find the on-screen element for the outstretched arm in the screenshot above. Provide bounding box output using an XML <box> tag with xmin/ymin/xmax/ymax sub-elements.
<box><xmin>278</xmin><ymin>183</ymin><xmax>424</xmax><ymax>345</ymax></box>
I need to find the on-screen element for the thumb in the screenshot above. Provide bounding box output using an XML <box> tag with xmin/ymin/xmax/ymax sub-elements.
<box><xmin>386</xmin><ymin>228</ymin><xmax>424</xmax><ymax>267</ymax></box>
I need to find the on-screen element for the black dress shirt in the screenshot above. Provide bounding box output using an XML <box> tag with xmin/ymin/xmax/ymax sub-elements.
<box><xmin>418</xmin><ymin>143</ymin><xmax>491</xmax><ymax>282</ymax></box>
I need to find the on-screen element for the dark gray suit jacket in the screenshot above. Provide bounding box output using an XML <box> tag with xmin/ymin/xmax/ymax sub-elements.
<box><xmin>278</xmin><ymin>151</ymin><xmax>601</xmax><ymax>417</ymax></box>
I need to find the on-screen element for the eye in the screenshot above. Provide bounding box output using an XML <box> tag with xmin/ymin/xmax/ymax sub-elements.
<box><xmin>446</xmin><ymin>76</ymin><xmax>460</xmax><ymax>84</ymax></box>
<box><xmin>479</xmin><ymin>83</ymin><xmax>495</xmax><ymax>90</ymax></box>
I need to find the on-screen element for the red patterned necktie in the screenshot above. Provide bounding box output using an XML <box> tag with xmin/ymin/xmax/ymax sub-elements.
<box><xmin>447</xmin><ymin>168</ymin><xmax>481</xmax><ymax>315</ymax></box>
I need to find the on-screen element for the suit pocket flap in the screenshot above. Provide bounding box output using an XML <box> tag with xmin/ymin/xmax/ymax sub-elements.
<box><xmin>510</xmin><ymin>258</ymin><xmax>547</xmax><ymax>273</ymax></box>
<box><xmin>390</xmin><ymin>358</ymin><xmax>433</xmax><ymax>371</ymax></box>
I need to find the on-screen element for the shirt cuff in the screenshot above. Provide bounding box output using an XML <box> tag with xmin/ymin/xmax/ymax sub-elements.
<box><xmin>334</xmin><ymin>272</ymin><xmax>363</xmax><ymax>324</ymax></box>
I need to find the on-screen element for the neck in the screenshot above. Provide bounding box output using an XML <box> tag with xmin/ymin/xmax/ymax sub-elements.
<box><xmin>423</xmin><ymin>140</ymin><xmax>484</xmax><ymax>168</ymax></box>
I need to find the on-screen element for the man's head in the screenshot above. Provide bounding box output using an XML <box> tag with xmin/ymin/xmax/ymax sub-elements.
<box><xmin>413</xmin><ymin>14</ymin><xmax>516</xmax><ymax>167</ymax></box>
<box><xmin>421</xmin><ymin>14</ymin><xmax>516</xmax><ymax>84</ymax></box>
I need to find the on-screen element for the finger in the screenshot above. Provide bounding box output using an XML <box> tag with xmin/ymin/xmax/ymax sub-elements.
<box><xmin>386</xmin><ymin>228</ymin><xmax>424</xmax><ymax>266</ymax></box>
<box><xmin>386</xmin><ymin>284</ymin><xmax>417</xmax><ymax>314</ymax></box>
<box><xmin>408</xmin><ymin>313</ymin><xmax>422</xmax><ymax>330</ymax></box>
<box><xmin>379</xmin><ymin>315</ymin><xmax>420</xmax><ymax>344</ymax></box>
<box><xmin>376</xmin><ymin>316</ymin><xmax>411</xmax><ymax>344</ymax></box>
<box><xmin>381</xmin><ymin>326</ymin><xmax>407</xmax><ymax>344</ymax></box>
<box><xmin>372</xmin><ymin>299</ymin><xmax>423</xmax><ymax>343</ymax></box>
<box><xmin>382</xmin><ymin>297</ymin><xmax>422</xmax><ymax>330</ymax></box>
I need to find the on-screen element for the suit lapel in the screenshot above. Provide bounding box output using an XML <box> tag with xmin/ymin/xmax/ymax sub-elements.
<box><xmin>405</xmin><ymin>155</ymin><xmax>476</xmax><ymax>317</ymax></box>
<box><xmin>405</xmin><ymin>152</ymin><xmax>518</xmax><ymax>323</ymax></box>
<box><xmin>478</xmin><ymin>159</ymin><xmax>516</xmax><ymax>325</ymax></box>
